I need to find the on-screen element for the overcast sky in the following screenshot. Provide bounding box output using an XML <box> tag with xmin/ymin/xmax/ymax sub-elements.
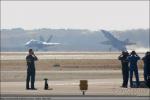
<box><xmin>1</xmin><ymin>1</ymin><xmax>149</xmax><ymax>31</ymax></box>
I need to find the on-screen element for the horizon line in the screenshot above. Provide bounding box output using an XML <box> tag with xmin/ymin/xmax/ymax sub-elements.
<box><xmin>1</xmin><ymin>27</ymin><xmax>150</xmax><ymax>31</ymax></box>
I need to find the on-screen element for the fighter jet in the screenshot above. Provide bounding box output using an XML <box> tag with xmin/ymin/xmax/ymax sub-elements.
<box><xmin>101</xmin><ymin>30</ymin><xmax>136</xmax><ymax>51</ymax></box>
<box><xmin>25</xmin><ymin>35</ymin><xmax>60</xmax><ymax>51</ymax></box>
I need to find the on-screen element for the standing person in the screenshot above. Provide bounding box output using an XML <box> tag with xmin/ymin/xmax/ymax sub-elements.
<box><xmin>118</xmin><ymin>51</ymin><xmax>129</xmax><ymax>88</ymax></box>
<box><xmin>142</xmin><ymin>52</ymin><xmax>149</xmax><ymax>82</ymax></box>
<box><xmin>26</xmin><ymin>49</ymin><xmax>38</xmax><ymax>90</ymax></box>
<box><xmin>144</xmin><ymin>52</ymin><xmax>150</xmax><ymax>87</ymax></box>
<box><xmin>127</xmin><ymin>51</ymin><xmax>140</xmax><ymax>88</ymax></box>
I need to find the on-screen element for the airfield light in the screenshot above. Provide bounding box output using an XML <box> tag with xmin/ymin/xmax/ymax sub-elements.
<box><xmin>79</xmin><ymin>80</ymin><xmax>88</xmax><ymax>95</ymax></box>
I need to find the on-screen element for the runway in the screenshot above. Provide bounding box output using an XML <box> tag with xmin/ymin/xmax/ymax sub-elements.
<box><xmin>1</xmin><ymin>52</ymin><xmax>145</xmax><ymax>60</ymax></box>
<box><xmin>1</xmin><ymin>80</ymin><xmax>150</xmax><ymax>96</ymax></box>
<box><xmin>1</xmin><ymin>70</ymin><xmax>143</xmax><ymax>82</ymax></box>
<box><xmin>1</xmin><ymin>52</ymin><xmax>149</xmax><ymax>97</ymax></box>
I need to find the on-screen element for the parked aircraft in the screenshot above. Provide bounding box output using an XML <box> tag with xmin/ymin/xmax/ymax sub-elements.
<box><xmin>101</xmin><ymin>30</ymin><xmax>136</xmax><ymax>51</ymax></box>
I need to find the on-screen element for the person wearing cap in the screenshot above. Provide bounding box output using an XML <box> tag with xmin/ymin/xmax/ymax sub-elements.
<box><xmin>118</xmin><ymin>51</ymin><xmax>129</xmax><ymax>88</ymax></box>
<box><xmin>127</xmin><ymin>51</ymin><xmax>140</xmax><ymax>88</ymax></box>
<box><xmin>26</xmin><ymin>49</ymin><xmax>38</xmax><ymax>90</ymax></box>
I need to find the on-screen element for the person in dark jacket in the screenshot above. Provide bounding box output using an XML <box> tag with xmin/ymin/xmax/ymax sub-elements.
<box><xmin>143</xmin><ymin>52</ymin><xmax>150</xmax><ymax>87</ymax></box>
<box><xmin>26</xmin><ymin>49</ymin><xmax>38</xmax><ymax>90</ymax></box>
<box><xmin>127</xmin><ymin>51</ymin><xmax>140</xmax><ymax>88</ymax></box>
<box><xmin>118</xmin><ymin>51</ymin><xmax>129</xmax><ymax>88</ymax></box>
<box><xmin>142</xmin><ymin>52</ymin><xmax>149</xmax><ymax>82</ymax></box>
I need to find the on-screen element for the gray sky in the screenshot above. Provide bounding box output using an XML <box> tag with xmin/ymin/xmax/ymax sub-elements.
<box><xmin>1</xmin><ymin>1</ymin><xmax>149</xmax><ymax>31</ymax></box>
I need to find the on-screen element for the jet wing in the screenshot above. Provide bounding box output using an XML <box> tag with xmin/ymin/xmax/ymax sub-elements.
<box><xmin>124</xmin><ymin>39</ymin><xmax>136</xmax><ymax>45</ymax></box>
<box><xmin>43</xmin><ymin>42</ymin><xmax>60</xmax><ymax>46</ymax></box>
<box><xmin>101</xmin><ymin>30</ymin><xmax>119</xmax><ymax>42</ymax></box>
<box><xmin>47</xmin><ymin>35</ymin><xmax>53</xmax><ymax>42</ymax></box>
<box><xmin>126</xmin><ymin>42</ymin><xmax>136</xmax><ymax>45</ymax></box>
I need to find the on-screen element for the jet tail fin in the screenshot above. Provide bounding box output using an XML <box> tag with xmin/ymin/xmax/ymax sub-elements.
<box><xmin>39</xmin><ymin>36</ymin><xmax>45</xmax><ymax>41</ymax></box>
<box><xmin>47</xmin><ymin>35</ymin><xmax>53</xmax><ymax>42</ymax></box>
<box><xmin>124</xmin><ymin>38</ymin><xmax>129</xmax><ymax>43</ymax></box>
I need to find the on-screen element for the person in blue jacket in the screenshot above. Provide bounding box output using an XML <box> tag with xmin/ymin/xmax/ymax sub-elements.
<box><xmin>127</xmin><ymin>51</ymin><xmax>140</xmax><ymax>88</ymax></box>
<box><xmin>118</xmin><ymin>51</ymin><xmax>129</xmax><ymax>88</ymax></box>
<box><xmin>142</xmin><ymin>52</ymin><xmax>149</xmax><ymax>83</ymax></box>
<box><xmin>143</xmin><ymin>52</ymin><xmax>150</xmax><ymax>87</ymax></box>
<box><xmin>26</xmin><ymin>49</ymin><xmax>38</xmax><ymax>90</ymax></box>
<box><xmin>146</xmin><ymin>52</ymin><xmax>150</xmax><ymax>88</ymax></box>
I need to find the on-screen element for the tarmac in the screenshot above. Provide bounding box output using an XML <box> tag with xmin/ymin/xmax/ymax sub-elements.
<box><xmin>1</xmin><ymin>96</ymin><xmax>150</xmax><ymax>100</ymax></box>
<box><xmin>1</xmin><ymin>52</ymin><xmax>145</xmax><ymax>60</ymax></box>
<box><xmin>1</xmin><ymin>79</ymin><xmax>150</xmax><ymax>96</ymax></box>
<box><xmin>1</xmin><ymin>52</ymin><xmax>149</xmax><ymax>99</ymax></box>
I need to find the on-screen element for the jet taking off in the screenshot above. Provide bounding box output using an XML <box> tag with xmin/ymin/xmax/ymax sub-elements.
<box><xmin>25</xmin><ymin>35</ymin><xmax>60</xmax><ymax>51</ymax></box>
<box><xmin>101</xmin><ymin>30</ymin><xmax>136</xmax><ymax>51</ymax></box>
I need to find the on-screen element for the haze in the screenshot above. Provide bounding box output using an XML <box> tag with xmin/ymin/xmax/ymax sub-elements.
<box><xmin>1</xmin><ymin>1</ymin><xmax>149</xmax><ymax>31</ymax></box>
